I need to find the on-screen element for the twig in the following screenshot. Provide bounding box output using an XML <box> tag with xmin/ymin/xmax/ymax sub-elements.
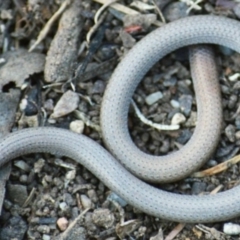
<box><xmin>94</xmin><ymin>0</ymin><xmax>164</xmax><ymax>27</ymax></box>
<box><xmin>152</xmin><ymin>0</ymin><xmax>166</xmax><ymax>23</ymax></box>
<box><xmin>86</xmin><ymin>11</ymin><xmax>107</xmax><ymax>44</ymax></box>
<box><xmin>28</xmin><ymin>0</ymin><xmax>72</xmax><ymax>52</ymax></box>
<box><xmin>165</xmin><ymin>223</ymin><xmax>185</xmax><ymax>240</ymax></box>
<box><xmin>131</xmin><ymin>99</ymin><xmax>179</xmax><ymax>131</ymax></box>
<box><xmin>192</xmin><ymin>154</ymin><xmax>240</xmax><ymax>178</ymax></box>
<box><xmin>94</xmin><ymin>0</ymin><xmax>118</xmax><ymax>24</ymax></box>
<box><xmin>180</xmin><ymin>0</ymin><xmax>203</xmax><ymax>14</ymax></box>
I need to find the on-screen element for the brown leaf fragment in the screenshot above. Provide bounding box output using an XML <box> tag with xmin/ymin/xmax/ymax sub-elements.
<box><xmin>44</xmin><ymin>0</ymin><xmax>84</xmax><ymax>83</ymax></box>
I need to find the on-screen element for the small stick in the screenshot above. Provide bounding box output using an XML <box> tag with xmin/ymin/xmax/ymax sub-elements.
<box><xmin>192</xmin><ymin>154</ymin><xmax>240</xmax><ymax>178</ymax></box>
<box><xmin>28</xmin><ymin>0</ymin><xmax>72</xmax><ymax>52</ymax></box>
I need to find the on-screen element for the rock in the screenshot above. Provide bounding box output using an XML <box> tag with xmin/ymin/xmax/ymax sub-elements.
<box><xmin>55</xmin><ymin>214</ymin><xmax>87</xmax><ymax>240</ymax></box>
<box><xmin>0</xmin><ymin>49</ymin><xmax>45</xmax><ymax>90</ymax></box>
<box><xmin>92</xmin><ymin>208</ymin><xmax>115</xmax><ymax>228</ymax></box>
<box><xmin>37</xmin><ymin>225</ymin><xmax>50</xmax><ymax>234</ymax></box>
<box><xmin>177</xmin><ymin>129</ymin><xmax>192</xmax><ymax>144</ymax></box>
<box><xmin>87</xmin><ymin>189</ymin><xmax>98</xmax><ymax>203</ymax></box>
<box><xmin>51</xmin><ymin>90</ymin><xmax>79</xmax><ymax>118</ymax></box>
<box><xmin>179</xmin><ymin>95</ymin><xmax>193</xmax><ymax>116</ymax></box>
<box><xmin>80</xmin><ymin>195</ymin><xmax>93</xmax><ymax>209</ymax></box>
<box><xmin>14</xmin><ymin>160</ymin><xmax>30</xmax><ymax>172</ymax></box>
<box><xmin>228</xmin><ymin>94</ymin><xmax>237</xmax><ymax>109</ymax></box>
<box><xmin>163</xmin><ymin>2</ymin><xmax>188</xmax><ymax>22</ymax></box>
<box><xmin>57</xmin><ymin>217</ymin><xmax>69</xmax><ymax>231</ymax></box>
<box><xmin>59</xmin><ymin>202</ymin><xmax>68</xmax><ymax>211</ymax></box>
<box><xmin>97</xmin><ymin>44</ymin><xmax>118</xmax><ymax>61</ymax></box>
<box><xmin>228</xmin><ymin>73</ymin><xmax>240</xmax><ymax>82</ymax></box>
<box><xmin>185</xmin><ymin>111</ymin><xmax>197</xmax><ymax>127</ymax></box>
<box><xmin>191</xmin><ymin>182</ymin><xmax>207</xmax><ymax>195</ymax></box>
<box><xmin>224</xmin><ymin>222</ymin><xmax>240</xmax><ymax>235</ymax></box>
<box><xmin>123</xmin><ymin>13</ymin><xmax>157</xmax><ymax>31</ymax></box>
<box><xmin>0</xmin><ymin>216</ymin><xmax>27</xmax><ymax>240</ymax></box>
<box><xmin>70</xmin><ymin>120</ymin><xmax>84</xmax><ymax>134</ymax></box>
<box><xmin>7</xmin><ymin>184</ymin><xmax>28</xmax><ymax>206</ymax></box>
<box><xmin>171</xmin><ymin>112</ymin><xmax>186</xmax><ymax>125</ymax></box>
<box><xmin>34</xmin><ymin>158</ymin><xmax>45</xmax><ymax>173</ymax></box>
<box><xmin>90</xmin><ymin>80</ymin><xmax>106</xmax><ymax>94</ymax></box>
<box><xmin>170</xmin><ymin>99</ymin><xmax>180</xmax><ymax>108</ymax></box>
<box><xmin>107</xmin><ymin>192</ymin><xmax>127</xmax><ymax>207</ymax></box>
<box><xmin>119</xmin><ymin>30</ymin><xmax>136</xmax><ymax>49</ymax></box>
<box><xmin>163</xmin><ymin>77</ymin><xmax>177</xmax><ymax>87</ymax></box>
<box><xmin>64</xmin><ymin>193</ymin><xmax>74</xmax><ymax>206</ymax></box>
<box><xmin>235</xmin><ymin>115</ymin><xmax>240</xmax><ymax>129</ymax></box>
<box><xmin>225</xmin><ymin>124</ymin><xmax>236</xmax><ymax>142</ymax></box>
<box><xmin>235</xmin><ymin>131</ymin><xmax>240</xmax><ymax>140</ymax></box>
<box><xmin>219</xmin><ymin>45</ymin><xmax>234</xmax><ymax>56</ymax></box>
<box><xmin>145</xmin><ymin>91</ymin><xmax>163</xmax><ymax>105</ymax></box>
<box><xmin>233</xmin><ymin>3</ymin><xmax>240</xmax><ymax>19</ymax></box>
<box><xmin>43</xmin><ymin>235</ymin><xmax>51</xmax><ymax>240</ymax></box>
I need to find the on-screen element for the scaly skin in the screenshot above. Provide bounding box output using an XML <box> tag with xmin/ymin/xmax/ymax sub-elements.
<box><xmin>1</xmin><ymin>15</ymin><xmax>239</xmax><ymax>223</ymax></box>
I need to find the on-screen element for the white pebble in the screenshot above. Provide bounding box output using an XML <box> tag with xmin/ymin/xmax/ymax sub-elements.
<box><xmin>70</xmin><ymin>120</ymin><xmax>84</xmax><ymax>134</ymax></box>
<box><xmin>57</xmin><ymin>217</ymin><xmax>68</xmax><ymax>231</ymax></box>
<box><xmin>229</xmin><ymin>73</ymin><xmax>240</xmax><ymax>82</ymax></box>
<box><xmin>42</xmin><ymin>235</ymin><xmax>51</xmax><ymax>240</ymax></box>
<box><xmin>171</xmin><ymin>113</ymin><xmax>186</xmax><ymax>125</ymax></box>
<box><xmin>59</xmin><ymin>202</ymin><xmax>67</xmax><ymax>211</ymax></box>
<box><xmin>170</xmin><ymin>99</ymin><xmax>180</xmax><ymax>108</ymax></box>
<box><xmin>145</xmin><ymin>91</ymin><xmax>163</xmax><ymax>105</ymax></box>
<box><xmin>224</xmin><ymin>223</ymin><xmax>240</xmax><ymax>235</ymax></box>
<box><xmin>80</xmin><ymin>194</ymin><xmax>93</xmax><ymax>209</ymax></box>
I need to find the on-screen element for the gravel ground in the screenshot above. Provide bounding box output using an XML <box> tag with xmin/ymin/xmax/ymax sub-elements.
<box><xmin>0</xmin><ymin>0</ymin><xmax>240</xmax><ymax>239</ymax></box>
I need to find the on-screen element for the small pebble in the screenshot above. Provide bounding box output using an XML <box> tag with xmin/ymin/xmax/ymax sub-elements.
<box><xmin>225</xmin><ymin>124</ymin><xmax>236</xmax><ymax>142</ymax></box>
<box><xmin>207</xmin><ymin>159</ymin><xmax>218</xmax><ymax>167</ymax></box>
<box><xmin>235</xmin><ymin>131</ymin><xmax>240</xmax><ymax>140</ymax></box>
<box><xmin>14</xmin><ymin>160</ymin><xmax>30</xmax><ymax>172</ymax></box>
<box><xmin>57</xmin><ymin>217</ymin><xmax>68</xmax><ymax>231</ymax></box>
<box><xmin>37</xmin><ymin>225</ymin><xmax>50</xmax><ymax>234</ymax></box>
<box><xmin>185</xmin><ymin>111</ymin><xmax>197</xmax><ymax>127</ymax></box>
<box><xmin>228</xmin><ymin>94</ymin><xmax>238</xmax><ymax>109</ymax></box>
<box><xmin>224</xmin><ymin>222</ymin><xmax>240</xmax><ymax>235</ymax></box>
<box><xmin>107</xmin><ymin>192</ymin><xmax>127</xmax><ymax>207</ymax></box>
<box><xmin>34</xmin><ymin>158</ymin><xmax>45</xmax><ymax>173</ymax></box>
<box><xmin>91</xmin><ymin>80</ymin><xmax>106</xmax><ymax>94</ymax></box>
<box><xmin>59</xmin><ymin>202</ymin><xmax>68</xmax><ymax>211</ymax></box>
<box><xmin>145</xmin><ymin>91</ymin><xmax>163</xmax><ymax>105</ymax></box>
<box><xmin>70</xmin><ymin>120</ymin><xmax>85</xmax><ymax>134</ymax></box>
<box><xmin>191</xmin><ymin>182</ymin><xmax>206</xmax><ymax>195</ymax></box>
<box><xmin>219</xmin><ymin>45</ymin><xmax>234</xmax><ymax>56</ymax></box>
<box><xmin>179</xmin><ymin>95</ymin><xmax>193</xmax><ymax>116</ymax></box>
<box><xmin>80</xmin><ymin>194</ymin><xmax>93</xmax><ymax>209</ymax></box>
<box><xmin>171</xmin><ymin>112</ymin><xmax>186</xmax><ymax>125</ymax></box>
<box><xmin>235</xmin><ymin>116</ymin><xmax>240</xmax><ymax>129</ymax></box>
<box><xmin>51</xmin><ymin>90</ymin><xmax>79</xmax><ymax>118</ymax></box>
<box><xmin>87</xmin><ymin>189</ymin><xmax>98</xmax><ymax>203</ymax></box>
<box><xmin>19</xmin><ymin>175</ymin><xmax>28</xmax><ymax>183</ymax></box>
<box><xmin>7</xmin><ymin>184</ymin><xmax>28</xmax><ymax>206</ymax></box>
<box><xmin>233</xmin><ymin>3</ymin><xmax>240</xmax><ymax>19</ymax></box>
<box><xmin>42</xmin><ymin>235</ymin><xmax>51</xmax><ymax>240</ymax></box>
<box><xmin>228</xmin><ymin>73</ymin><xmax>240</xmax><ymax>82</ymax></box>
<box><xmin>92</xmin><ymin>208</ymin><xmax>115</xmax><ymax>228</ymax></box>
<box><xmin>170</xmin><ymin>99</ymin><xmax>180</xmax><ymax>108</ymax></box>
<box><xmin>0</xmin><ymin>216</ymin><xmax>27</xmax><ymax>240</ymax></box>
<box><xmin>163</xmin><ymin>2</ymin><xmax>188</xmax><ymax>22</ymax></box>
<box><xmin>177</xmin><ymin>129</ymin><xmax>192</xmax><ymax>144</ymax></box>
<box><xmin>163</xmin><ymin>77</ymin><xmax>177</xmax><ymax>87</ymax></box>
